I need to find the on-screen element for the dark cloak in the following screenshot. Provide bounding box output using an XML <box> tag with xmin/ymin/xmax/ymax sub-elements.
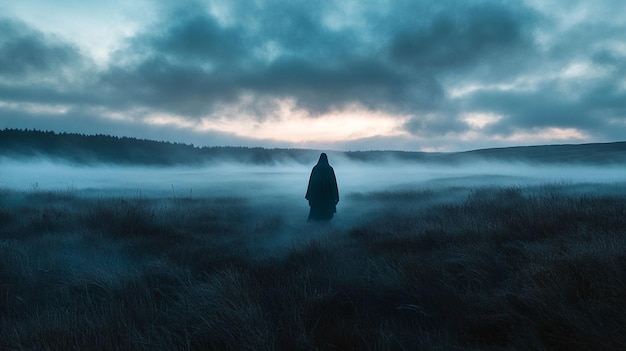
<box><xmin>305</xmin><ymin>153</ymin><xmax>339</xmax><ymax>221</ymax></box>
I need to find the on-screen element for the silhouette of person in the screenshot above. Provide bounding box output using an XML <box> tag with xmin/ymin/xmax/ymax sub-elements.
<box><xmin>305</xmin><ymin>153</ymin><xmax>339</xmax><ymax>221</ymax></box>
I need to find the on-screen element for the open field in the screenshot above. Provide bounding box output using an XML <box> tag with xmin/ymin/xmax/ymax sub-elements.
<box><xmin>1</xmin><ymin>161</ymin><xmax>626</xmax><ymax>350</ymax></box>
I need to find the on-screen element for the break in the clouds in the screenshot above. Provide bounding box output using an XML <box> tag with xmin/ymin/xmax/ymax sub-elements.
<box><xmin>1</xmin><ymin>0</ymin><xmax>626</xmax><ymax>151</ymax></box>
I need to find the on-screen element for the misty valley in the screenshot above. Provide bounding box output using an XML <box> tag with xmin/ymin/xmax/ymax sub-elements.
<box><xmin>3</xmin><ymin>0</ymin><xmax>626</xmax><ymax>346</ymax></box>
<box><xmin>1</xmin><ymin>155</ymin><xmax>626</xmax><ymax>350</ymax></box>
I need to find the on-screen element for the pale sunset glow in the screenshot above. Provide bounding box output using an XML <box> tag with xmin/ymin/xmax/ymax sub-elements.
<box><xmin>463</xmin><ymin>113</ymin><xmax>502</xmax><ymax>129</ymax></box>
<box><xmin>1</xmin><ymin>0</ymin><xmax>625</xmax><ymax>151</ymax></box>
<box><xmin>202</xmin><ymin>112</ymin><xmax>407</xmax><ymax>143</ymax></box>
<box><xmin>142</xmin><ymin>102</ymin><xmax>409</xmax><ymax>143</ymax></box>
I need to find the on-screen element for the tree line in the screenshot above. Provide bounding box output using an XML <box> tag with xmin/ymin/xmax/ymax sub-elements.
<box><xmin>0</xmin><ymin>129</ymin><xmax>319</xmax><ymax>165</ymax></box>
<box><xmin>2</xmin><ymin>128</ymin><xmax>625</xmax><ymax>165</ymax></box>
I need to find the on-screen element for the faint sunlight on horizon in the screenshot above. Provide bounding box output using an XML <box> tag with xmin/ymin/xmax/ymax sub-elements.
<box><xmin>144</xmin><ymin>101</ymin><xmax>411</xmax><ymax>145</ymax></box>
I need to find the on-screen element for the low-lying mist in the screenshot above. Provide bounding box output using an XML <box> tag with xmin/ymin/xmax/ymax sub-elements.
<box><xmin>2</xmin><ymin>156</ymin><xmax>626</xmax><ymax>195</ymax></box>
<box><xmin>3</xmin><ymin>156</ymin><xmax>626</xmax><ymax>349</ymax></box>
<box><xmin>3</xmin><ymin>156</ymin><xmax>625</xmax><ymax>240</ymax></box>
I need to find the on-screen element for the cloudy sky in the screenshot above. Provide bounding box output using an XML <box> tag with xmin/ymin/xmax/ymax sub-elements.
<box><xmin>1</xmin><ymin>0</ymin><xmax>625</xmax><ymax>151</ymax></box>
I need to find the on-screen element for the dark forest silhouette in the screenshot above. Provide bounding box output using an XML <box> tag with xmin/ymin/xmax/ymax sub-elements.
<box><xmin>0</xmin><ymin>129</ymin><xmax>320</xmax><ymax>165</ymax></box>
<box><xmin>2</xmin><ymin>129</ymin><xmax>626</xmax><ymax>165</ymax></box>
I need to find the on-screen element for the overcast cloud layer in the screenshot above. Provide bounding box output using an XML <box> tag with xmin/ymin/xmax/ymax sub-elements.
<box><xmin>1</xmin><ymin>0</ymin><xmax>625</xmax><ymax>151</ymax></box>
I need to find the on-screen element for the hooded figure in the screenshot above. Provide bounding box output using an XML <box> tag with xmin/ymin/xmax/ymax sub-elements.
<box><xmin>305</xmin><ymin>153</ymin><xmax>339</xmax><ymax>221</ymax></box>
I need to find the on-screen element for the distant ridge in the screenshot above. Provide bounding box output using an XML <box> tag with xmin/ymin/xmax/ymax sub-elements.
<box><xmin>458</xmin><ymin>142</ymin><xmax>626</xmax><ymax>164</ymax></box>
<box><xmin>1</xmin><ymin>129</ymin><xmax>625</xmax><ymax>165</ymax></box>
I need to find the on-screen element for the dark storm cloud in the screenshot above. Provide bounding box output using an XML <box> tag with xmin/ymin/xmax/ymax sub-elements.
<box><xmin>0</xmin><ymin>83</ymin><xmax>102</xmax><ymax>107</ymax></box>
<box><xmin>99</xmin><ymin>10</ymin><xmax>254</xmax><ymax>116</ymax></box>
<box><xmin>150</xmin><ymin>14</ymin><xmax>246</xmax><ymax>65</ymax></box>
<box><xmin>101</xmin><ymin>2</ymin><xmax>418</xmax><ymax>117</ymax></box>
<box><xmin>465</xmin><ymin>45</ymin><xmax>626</xmax><ymax>140</ymax></box>
<box><xmin>2</xmin><ymin>1</ymin><xmax>540</xmax><ymax>120</ymax></box>
<box><xmin>98</xmin><ymin>0</ymin><xmax>540</xmax><ymax>122</ymax></box>
<box><xmin>101</xmin><ymin>58</ymin><xmax>241</xmax><ymax>116</ymax></box>
<box><xmin>469</xmin><ymin>88</ymin><xmax>591</xmax><ymax>135</ymax></box>
<box><xmin>403</xmin><ymin>111</ymin><xmax>468</xmax><ymax>136</ymax></box>
<box><xmin>585</xmin><ymin>48</ymin><xmax>626</xmax><ymax>113</ymax></box>
<box><xmin>389</xmin><ymin>3</ymin><xmax>536</xmax><ymax>71</ymax></box>
<box><xmin>0</xmin><ymin>17</ymin><xmax>99</xmax><ymax>113</ymax></box>
<box><xmin>244</xmin><ymin>58</ymin><xmax>419</xmax><ymax>114</ymax></box>
<box><xmin>0</xmin><ymin>18</ymin><xmax>82</xmax><ymax>78</ymax></box>
<box><xmin>3</xmin><ymin>0</ymin><xmax>626</xmax><ymax>150</ymax></box>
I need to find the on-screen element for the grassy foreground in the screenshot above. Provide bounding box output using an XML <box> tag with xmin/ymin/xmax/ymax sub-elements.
<box><xmin>1</xmin><ymin>184</ymin><xmax>625</xmax><ymax>350</ymax></box>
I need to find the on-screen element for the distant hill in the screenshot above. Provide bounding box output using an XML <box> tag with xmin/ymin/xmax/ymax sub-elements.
<box><xmin>458</xmin><ymin>143</ymin><xmax>626</xmax><ymax>164</ymax></box>
<box><xmin>1</xmin><ymin>129</ymin><xmax>625</xmax><ymax>165</ymax></box>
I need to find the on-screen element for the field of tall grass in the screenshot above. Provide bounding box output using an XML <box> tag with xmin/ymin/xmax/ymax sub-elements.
<box><xmin>1</xmin><ymin>183</ymin><xmax>625</xmax><ymax>350</ymax></box>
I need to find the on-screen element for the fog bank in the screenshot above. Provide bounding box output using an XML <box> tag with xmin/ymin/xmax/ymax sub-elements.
<box><xmin>2</xmin><ymin>156</ymin><xmax>626</xmax><ymax>258</ymax></box>
<box><xmin>2</xmin><ymin>157</ymin><xmax>625</xmax><ymax>197</ymax></box>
